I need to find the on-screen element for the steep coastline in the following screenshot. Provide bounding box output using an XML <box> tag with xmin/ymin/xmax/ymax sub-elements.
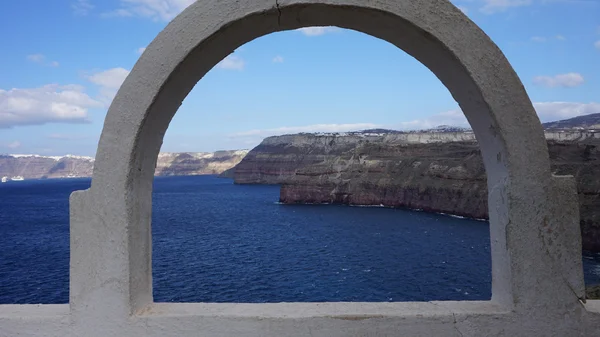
<box><xmin>0</xmin><ymin>150</ymin><xmax>248</xmax><ymax>180</ymax></box>
<box><xmin>155</xmin><ymin>150</ymin><xmax>249</xmax><ymax>176</ymax></box>
<box><xmin>231</xmin><ymin>130</ymin><xmax>600</xmax><ymax>252</ymax></box>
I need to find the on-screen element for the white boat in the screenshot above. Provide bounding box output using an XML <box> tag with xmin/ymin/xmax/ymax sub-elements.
<box><xmin>11</xmin><ymin>176</ymin><xmax>24</xmax><ymax>181</ymax></box>
<box><xmin>1</xmin><ymin>177</ymin><xmax>7</xmax><ymax>183</ymax></box>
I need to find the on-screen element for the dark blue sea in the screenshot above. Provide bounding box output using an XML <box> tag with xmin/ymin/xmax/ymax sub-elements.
<box><xmin>1</xmin><ymin>175</ymin><xmax>599</xmax><ymax>304</ymax></box>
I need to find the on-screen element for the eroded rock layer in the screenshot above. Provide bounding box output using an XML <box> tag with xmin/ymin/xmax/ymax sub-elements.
<box><xmin>0</xmin><ymin>150</ymin><xmax>248</xmax><ymax>180</ymax></box>
<box><xmin>155</xmin><ymin>150</ymin><xmax>249</xmax><ymax>176</ymax></box>
<box><xmin>232</xmin><ymin>131</ymin><xmax>600</xmax><ymax>251</ymax></box>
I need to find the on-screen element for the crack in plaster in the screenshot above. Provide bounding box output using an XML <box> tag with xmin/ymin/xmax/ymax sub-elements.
<box><xmin>275</xmin><ymin>0</ymin><xmax>282</xmax><ymax>26</ymax></box>
<box><xmin>429</xmin><ymin>302</ymin><xmax>466</xmax><ymax>337</ymax></box>
<box><xmin>452</xmin><ymin>312</ymin><xmax>465</xmax><ymax>337</ymax></box>
<box><xmin>538</xmin><ymin>223</ymin><xmax>586</xmax><ymax>304</ymax></box>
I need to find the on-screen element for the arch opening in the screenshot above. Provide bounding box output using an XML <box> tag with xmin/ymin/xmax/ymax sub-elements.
<box><xmin>150</xmin><ymin>27</ymin><xmax>494</xmax><ymax>303</ymax></box>
<box><xmin>70</xmin><ymin>0</ymin><xmax>582</xmax><ymax>317</ymax></box>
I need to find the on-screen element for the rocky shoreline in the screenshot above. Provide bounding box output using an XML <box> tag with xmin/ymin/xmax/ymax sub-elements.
<box><xmin>229</xmin><ymin>129</ymin><xmax>600</xmax><ymax>252</ymax></box>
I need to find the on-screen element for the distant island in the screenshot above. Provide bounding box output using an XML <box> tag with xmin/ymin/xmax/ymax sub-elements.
<box><xmin>0</xmin><ymin>150</ymin><xmax>249</xmax><ymax>181</ymax></box>
<box><xmin>3</xmin><ymin>113</ymin><xmax>599</xmax><ymax>252</ymax></box>
<box><xmin>226</xmin><ymin>113</ymin><xmax>600</xmax><ymax>252</ymax></box>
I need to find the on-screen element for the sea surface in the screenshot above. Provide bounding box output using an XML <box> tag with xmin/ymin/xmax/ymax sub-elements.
<box><xmin>1</xmin><ymin>175</ymin><xmax>599</xmax><ymax>304</ymax></box>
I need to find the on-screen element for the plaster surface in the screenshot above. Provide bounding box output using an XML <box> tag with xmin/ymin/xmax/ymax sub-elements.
<box><xmin>1</xmin><ymin>0</ymin><xmax>599</xmax><ymax>336</ymax></box>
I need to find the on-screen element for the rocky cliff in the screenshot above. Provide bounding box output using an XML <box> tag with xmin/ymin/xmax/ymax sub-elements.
<box><xmin>543</xmin><ymin>113</ymin><xmax>600</xmax><ymax>130</ymax></box>
<box><xmin>0</xmin><ymin>155</ymin><xmax>95</xmax><ymax>180</ymax></box>
<box><xmin>231</xmin><ymin>129</ymin><xmax>600</xmax><ymax>252</ymax></box>
<box><xmin>155</xmin><ymin>150</ymin><xmax>249</xmax><ymax>176</ymax></box>
<box><xmin>0</xmin><ymin>150</ymin><xmax>248</xmax><ymax>180</ymax></box>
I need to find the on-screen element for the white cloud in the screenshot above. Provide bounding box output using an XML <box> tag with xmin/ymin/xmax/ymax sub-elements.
<box><xmin>27</xmin><ymin>54</ymin><xmax>59</xmax><ymax>67</ymax></box>
<box><xmin>136</xmin><ymin>47</ymin><xmax>146</xmax><ymax>54</ymax></box>
<box><xmin>5</xmin><ymin>141</ymin><xmax>21</xmax><ymax>149</ymax></box>
<box><xmin>391</xmin><ymin>102</ymin><xmax>600</xmax><ymax>129</ymax></box>
<box><xmin>272</xmin><ymin>55</ymin><xmax>284</xmax><ymax>63</ymax></box>
<box><xmin>106</xmin><ymin>0</ymin><xmax>195</xmax><ymax>21</ymax></box>
<box><xmin>231</xmin><ymin>123</ymin><xmax>382</xmax><ymax>138</ymax></box>
<box><xmin>225</xmin><ymin>102</ymin><xmax>599</xmax><ymax>149</ymax></box>
<box><xmin>47</xmin><ymin>133</ymin><xmax>88</xmax><ymax>141</ymax></box>
<box><xmin>595</xmin><ymin>40</ymin><xmax>600</xmax><ymax>50</ymax></box>
<box><xmin>531</xmin><ymin>35</ymin><xmax>566</xmax><ymax>42</ymax></box>
<box><xmin>533</xmin><ymin>102</ymin><xmax>600</xmax><ymax>122</ymax></box>
<box><xmin>457</xmin><ymin>5</ymin><xmax>469</xmax><ymax>14</ymax></box>
<box><xmin>0</xmin><ymin>84</ymin><xmax>101</xmax><ymax>128</ymax></box>
<box><xmin>392</xmin><ymin>109</ymin><xmax>470</xmax><ymax>130</ymax></box>
<box><xmin>478</xmin><ymin>0</ymin><xmax>597</xmax><ymax>15</ymax></box>
<box><xmin>27</xmin><ymin>54</ymin><xmax>45</xmax><ymax>63</ymax></box>
<box><xmin>85</xmin><ymin>67</ymin><xmax>131</xmax><ymax>105</ymax></box>
<box><xmin>86</xmin><ymin>68</ymin><xmax>130</xmax><ymax>89</ymax></box>
<box><xmin>298</xmin><ymin>26</ymin><xmax>340</xmax><ymax>36</ymax></box>
<box><xmin>72</xmin><ymin>0</ymin><xmax>94</xmax><ymax>16</ymax></box>
<box><xmin>533</xmin><ymin>73</ymin><xmax>585</xmax><ymax>88</ymax></box>
<box><xmin>102</xmin><ymin>8</ymin><xmax>133</xmax><ymax>18</ymax></box>
<box><xmin>480</xmin><ymin>0</ymin><xmax>533</xmax><ymax>14</ymax></box>
<box><xmin>216</xmin><ymin>55</ymin><xmax>245</xmax><ymax>71</ymax></box>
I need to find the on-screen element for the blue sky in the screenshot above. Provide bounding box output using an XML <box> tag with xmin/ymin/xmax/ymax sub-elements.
<box><xmin>0</xmin><ymin>0</ymin><xmax>599</xmax><ymax>156</ymax></box>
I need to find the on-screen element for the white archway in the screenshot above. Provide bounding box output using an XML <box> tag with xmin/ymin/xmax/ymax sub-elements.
<box><xmin>2</xmin><ymin>1</ymin><xmax>597</xmax><ymax>336</ymax></box>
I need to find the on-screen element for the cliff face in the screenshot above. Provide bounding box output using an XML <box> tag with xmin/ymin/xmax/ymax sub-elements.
<box><xmin>0</xmin><ymin>150</ymin><xmax>248</xmax><ymax>180</ymax></box>
<box><xmin>0</xmin><ymin>155</ymin><xmax>94</xmax><ymax>179</ymax></box>
<box><xmin>232</xmin><ymin>131</ymin><xmax>600</xmax><ymax>251</ymax></box>
<box><xmin>548</xmin><ymin>142</ymin><xmax>600</xmax><ymax>251</ymax></box>
<box><xmin>232</xmin><ymin>132</ymin><xmax>480</xmax><ymax>184</ymax></box>
<box><xmin>155</xmin><ymin>150</ymin><xmax>249</xmax><ymax>176</ymax></box>
<box><xmin>278</xmin><ymin>141</ymin><xmax>489</xmax><ymax>218</ymax></box>
<box><xmin>543</xmin><ymin>112</ymin><xmax>600</xmax><ymax>129</ymax></box>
